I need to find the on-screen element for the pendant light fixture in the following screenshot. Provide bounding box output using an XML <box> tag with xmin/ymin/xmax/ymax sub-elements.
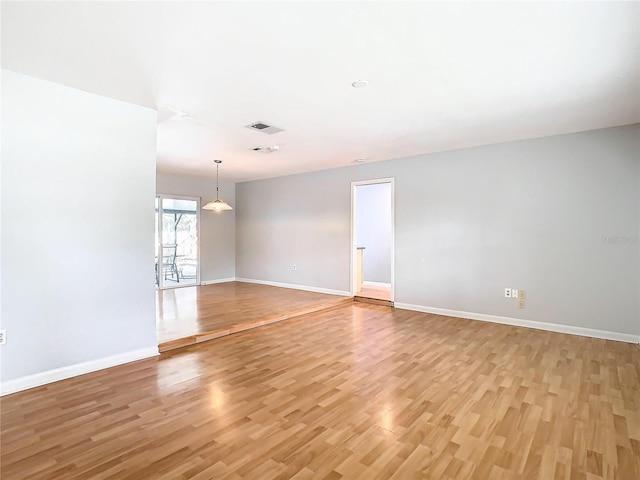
<box><xmin>203</xmin><ymin>160</ymin><xmax>233</xmax><ymax>211</ymax></box>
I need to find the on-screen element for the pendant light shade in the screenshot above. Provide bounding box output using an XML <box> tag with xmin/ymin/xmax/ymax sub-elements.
<box><xmin>202</xmin><ymin>198</ymin><xmax>233</xmax><ymax>211</ymax></box>
<box><xmin>203</xmin><ymin>160</ymin><xmax>233</xmax><ymax>211</ymax></box>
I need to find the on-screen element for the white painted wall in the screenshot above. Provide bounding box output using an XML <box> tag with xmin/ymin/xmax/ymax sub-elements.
<box><xmin>0</xmin><ymin>70</ymin><xmax>158</xmax><ymax>389</ymax></box>
<box><xmin>156</xmin><ymin>172</ymin><xmax>236</xmax><ymax>282</ymax></box>
<box><xmin>356</xmin><ymin>183</ymin><xmax>392</xmax><ymax>284</ymax></box>
<box><xmin>236</xmin><ymin>125</ymin><xmax>640</xmax><ymax>338</ymax></box>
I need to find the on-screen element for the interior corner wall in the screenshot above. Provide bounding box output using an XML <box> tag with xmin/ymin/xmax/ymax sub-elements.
<box><xmin>236</xmin><ymin>125</ymin><xmax>640</xmax><ymax>337</ymax></box>
<box><xmin>156</xmin><ymin>172</ymin><xmax>236</xmax><ymax>282</ymax></box>
<box><xmin>356</xmin><ymin>183</ymin><xmax>392</xmax><ymax>284</ymax></box>
<box><xmin>0</xmin><ymin>70</ymin><xmax>158</xmax><ymax>386</ymax></box>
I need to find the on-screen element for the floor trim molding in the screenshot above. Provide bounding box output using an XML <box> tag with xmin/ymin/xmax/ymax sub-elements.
<box><xmin>201</xmin><ymin>277</ymin><xmax>236</xmax><ymax>286</ymax></box>
<box><xmin>362</xmin><ymin>281</ymin><xmax>392</xmax><ymax>288</ymax></box>
<box><xmin>235</xmin><ymin>278</ymin><xmax>351</xmax><ymax>297</ymax></box>
<box><xmin>0</xmin><ymin>347</ymin><xmax>159</xmax><ymax>396</ymax></box>
<box><xmin>394</xmin><ymin>303</ymin><xmax>640</xmax><ymax>344</ymax></box>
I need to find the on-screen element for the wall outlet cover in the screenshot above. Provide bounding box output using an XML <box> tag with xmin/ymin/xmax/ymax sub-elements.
<box><xmin>505</xmin><ymin>288</ymin><xmax>511</xmax><ymax>298</ymax></box>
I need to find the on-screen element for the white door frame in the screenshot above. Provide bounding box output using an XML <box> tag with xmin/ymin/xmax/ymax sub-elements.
<box><xmin>350</xmin><ymin>178</ymin><xmax>395</xmax><ymax>300</ymax></box>
<box><xmin>156</xmin><ymin>194</ymin><xmax>201</xmax><ymax>290</ymax></box>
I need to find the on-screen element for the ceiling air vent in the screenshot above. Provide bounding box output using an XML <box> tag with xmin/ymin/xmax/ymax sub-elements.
<box><xmin>252</xmin><ymin>145</ymin><xmax>280</xmax><ymax>153</ymax></box>
<box><xmin>245</xmin><ymin>121</ymin><xmax>284</xmax><ymax>135</ymax></box>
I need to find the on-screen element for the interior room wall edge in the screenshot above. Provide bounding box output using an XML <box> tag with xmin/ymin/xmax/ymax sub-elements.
<box><xmin>0</xmin><ymin>347</ymin><xmax>159</xmax><ymax>396</ymax></box>
<box><xmin>395</xmin><ymin>303</ymin><xmax>640</xmax><ymax>345</ymax></box>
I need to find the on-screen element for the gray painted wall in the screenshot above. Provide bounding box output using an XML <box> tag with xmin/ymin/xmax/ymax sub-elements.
<box><xmin>236</xmin><ymin>125</ymin><xmax>640</xmax><ymax>336</ymax></box>
<box><xmin>1</xmin><ymin>70</ymin><xmax>158</xmax><ymax>383</ymax></box>
<box><xmin>156</xmin><ymin>172</ymin><xmax>236</xmax><ymax>282</ymax></box>
<box><xmin>356</xmin><ymin>183</ymin><xmax>392</xmax><ymax>284</ymax></box>
<box><xmin>236</xmin><ymin>171</ymin><xmax>350</xmax><ymax>290</ymax></box>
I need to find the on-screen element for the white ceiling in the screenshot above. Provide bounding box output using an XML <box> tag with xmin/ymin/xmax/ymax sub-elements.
<box><xmin>2</xmin><ymin>1</ymin><xmax>639</xmax><ymax>182</ymax></box>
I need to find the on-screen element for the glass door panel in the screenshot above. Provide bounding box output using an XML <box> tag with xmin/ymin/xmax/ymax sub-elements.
<box><xmin>156</xmin><ymin>196</ymin><xmax>199</xmax><ymax>289</ymax></box>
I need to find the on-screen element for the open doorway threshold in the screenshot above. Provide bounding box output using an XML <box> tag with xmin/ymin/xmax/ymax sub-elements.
<box><xmin>354</xmin><ymin>296</ymin><xmax>393</xmax><ymax>307</ymax></box>
<box><xmin>354</xmin><ymin>284</ymin><xmax>393</xmax><ymax>307</ymax></box>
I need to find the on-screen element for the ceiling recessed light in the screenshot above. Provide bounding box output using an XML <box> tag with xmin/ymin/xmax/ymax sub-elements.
<box><xmin>351</xmin><ymin>80</ymin><xmax>369</xmax><ymax>88</ymax></box>
<box><xmin>355</xmin><ymin>158</ymin><xmax>366</xmax><ymax>163</ymax></box>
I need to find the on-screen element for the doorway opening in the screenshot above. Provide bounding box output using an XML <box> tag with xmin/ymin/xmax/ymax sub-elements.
<box><xmin>351</xmin><ymin>179</ymin><xmax>394</xmax><ymax>304</ymax></box>
<box><xmin>155</xmin><ymin>195</ymin><xmax>200</xmax><ymax>289</ymax></box>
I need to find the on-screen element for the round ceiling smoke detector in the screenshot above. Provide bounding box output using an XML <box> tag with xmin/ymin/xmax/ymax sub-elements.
<box><xmin>252</xmin><ymin>145</ymin><xmax>280</xmax><ymax>153</ymax></box>
<box><xmin>351</xmin><ymin>80</ymin><xmax>369</xmax><ymax>88</ymax></box>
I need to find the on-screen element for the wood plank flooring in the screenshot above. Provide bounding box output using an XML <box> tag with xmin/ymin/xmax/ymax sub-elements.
<box><xmin>2</xmin><ymin>304</ymin><xmax>639</xmax><ymax>479</ymax></box>
<box><xmin>357</xmin><ymin>285</ymin><xmax>392</xmax><ymax>302</ymax></box>
<box><xmin>156</xmin><ymin>282</ymin><xmax>351</xmax><ymax>351</ymax></box>
<box><xmin>353</xmin><ymin>296</ymin><xmax>393</xmax><ymax>307</ymax></box>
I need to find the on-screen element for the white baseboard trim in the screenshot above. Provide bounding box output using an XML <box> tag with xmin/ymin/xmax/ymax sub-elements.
<box><xmin>394</xmin><ymin>303</ymin><xmax>640</xmax><ymax>344</ymax></box>
<box><xmin>0</xmin><ymin>346</ymin><xmax>160</xmax><ymax>396</ymax></box>
<box><xmin>363</xmin><ymin>281</ymin><xmax>392</xmax><ymax>288</ymax></box>
<box><xmin>235</xmin><ymin>277</ymin><xmax>351</xmax><ymax>297</ymax></box>
<box><xmin>201</xmin><ymin>277</ymin><xmax>236</xmax><ymax>285</ymax></box>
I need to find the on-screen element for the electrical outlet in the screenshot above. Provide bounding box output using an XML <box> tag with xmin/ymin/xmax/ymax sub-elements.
<box><xmin>511</xmin><ymin>289</ymin><xmax>519</xmax><ymax>298</ymax></box>
<box><xmin>519</xmin><ymin>290</ymin><xmax>526</xmax><ymax>300</ymax></box>
<box><xmin>293</xmin><ymin>264</ymin><xmax>297</xmax><ymax>271</ymax></box>
<box><xmin>505</xmin><ymin>288</ymin><xmax>511</xmax><ymax>298</ymax></box>
<box><xmin>518</xmin><ymin>299</ymin><xmax>526</xmax><ymax>309</ymax></box>
<box><xmin>0</xmin><ymin>330</ymin><xmax>6</xmax><ymax>345</ymax></box>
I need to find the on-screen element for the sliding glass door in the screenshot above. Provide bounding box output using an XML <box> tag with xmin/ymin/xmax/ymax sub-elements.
<box><xmin>155</xmin><ymin>195</ymin><xmax>200</xmax><ymax>289</ymax></box>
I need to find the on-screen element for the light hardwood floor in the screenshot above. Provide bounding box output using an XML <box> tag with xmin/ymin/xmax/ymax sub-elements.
<box><xmin>156</xmin><ymin>282</ymin><xmax>351</xmax><ymax>351</ymax></box>
<box><xmin>2</xmin><ymin>304</ymin><xmax>639</xmax><ymax>479</ymax></box>
<box><xmin>356</xmin><ymin>285</ymin><xmax>392</xmax><ymax>302</ymax></box>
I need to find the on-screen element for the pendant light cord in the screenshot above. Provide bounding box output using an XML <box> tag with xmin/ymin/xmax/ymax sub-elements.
<box><xmin>216</xmin><ymin>162</ymin><xmax>220</xmax><ymax>199</ymax></box>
